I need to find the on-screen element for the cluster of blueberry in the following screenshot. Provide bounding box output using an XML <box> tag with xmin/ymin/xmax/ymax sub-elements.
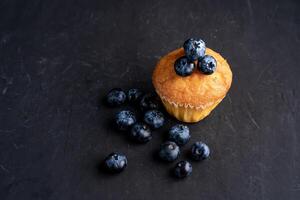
<box><xmin>175</xmin><ymin>38</ymin><xmax>217</xmax><ymax>76</ymax></box>
<box><xmin>103</xmin><ymin>88</ymin><xmax>210</xmax><ymax>178</ymax></box>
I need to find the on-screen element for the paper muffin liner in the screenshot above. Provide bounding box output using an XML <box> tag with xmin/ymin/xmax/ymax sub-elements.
<box><xmin>155</xmin><ymin>89</ymin><xmax>222</xmax><ymax>110</ymax></box>
<box><xmin>155</xmin><ymin>89</ymin><xmax>224</xmax><ymax>123</ymax></box>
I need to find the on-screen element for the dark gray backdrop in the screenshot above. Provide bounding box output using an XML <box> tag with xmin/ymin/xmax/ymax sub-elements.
<box><xmin>0</xmin><ymin>0</ymin><xmax>299</xmax><ymax>199</ymax></box>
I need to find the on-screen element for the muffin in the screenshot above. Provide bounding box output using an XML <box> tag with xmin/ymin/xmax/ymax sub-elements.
<box><xmin>152</xmin><ymin>46</ymin><xmax>232</xmax><ymax>123</ymax></box>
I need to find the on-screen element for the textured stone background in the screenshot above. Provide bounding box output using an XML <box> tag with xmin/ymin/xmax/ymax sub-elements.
<box><xmin>0</xmin><ymin>0</ymin><xmax>299</xmax><ymax>199</ymax></box>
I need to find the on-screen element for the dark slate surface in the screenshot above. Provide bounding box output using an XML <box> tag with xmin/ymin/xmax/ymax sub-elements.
<box><xmin>0</xmin><ymin>0</ymin><xmax>299</xmax><ymax>199</ymax></box>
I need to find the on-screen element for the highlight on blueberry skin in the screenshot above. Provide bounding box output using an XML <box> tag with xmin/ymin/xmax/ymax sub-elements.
<box><xmin>173</xmin><ymin>161</ymin><xmax>192</xmax><ymax>178</ymax></box>
<box><xmin>104</xmin><ymin>153</ymin><xmax>128</xmax><ymax>173</ymax></box>
<box><xmin>129</xmin><ymin>122</ymin><xmax>152</xmax><ymax>143</ymax></box>
<box><xmin>158</xmin><ymin>141</ymin><xmax>180</xmax><ymax>162</ymax></box>
<box><xmin>174</xmin><ymin>56</ymin><xmax>195</xmax><ymax>77</ymax></box>
<box><xmin>198</xmin><ymin>55</ymin><xmax>217</xmax><ymax>75</ymax></box>
<box><xmin>140</xmin><ymin>93</ymin><xmax>161</xmax><ymax>111</ymax></box>
<box><xmin>144</xmin><ymin>110</ymin><xmax>165</xmax><ymax>129</ymax></box>
<box><xmin>191</xmin><ymin>141</ymin><xmax>210</xmax><ymax>161</ymax></box>
<box><xmin>168</xmin><ymin>124</ymin><xmax>190</xmax><ymax>146</ymax></box>
<box><xmin>127</xmin><ymin>88</ymin><xmax>143</xmax><ymax>103</ymax></box>
<box><xmin>115</xmin><ymin>110</ymin><xmax>136</xmax><ymax>131</ymax></box>
<box><xmin>106</xmin><ymin>88</ymin><xmax>126</xmax><ymax>106</ymax></box>
<box><xmin>183</xmin><ymin>38</ymin><xmax>206</xmax><ymax>61</ymax></box>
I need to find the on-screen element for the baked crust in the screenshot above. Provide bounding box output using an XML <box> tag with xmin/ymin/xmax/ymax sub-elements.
<box><xmin>152</xmin><ymin>48</ymin><xmax>232</xmax><ymax>109</ymax></box>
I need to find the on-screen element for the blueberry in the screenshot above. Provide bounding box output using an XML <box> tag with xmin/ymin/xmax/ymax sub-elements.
<box><xmin>183</xmin><ymin>38</ymin><xmax>206</xmax><ymax>61</ymax></box>
<box><xmin>104</xmin><ymin>153</ymin><xmax>127</xmax><ymax>173</ymax></box>
<box><xmin>174</xmin><ymin>161</ymin><xmax>192</xmax><ymax>178</ymax></box>
<box><xmin>115</xmin><ymin>110</ymin><xmax>136</xmax><ymax>131</ymax></box>
<box><xmin>191</xmin><ymin>141</ymin><xmax>210</xmax><ymax>161</ymax></box>
<box><xmin>106</xmin><ymin>88</ymin><xmax>126</xmax><ymax>106</ymax></box>
<box><xmin>130</xmin><ymin>123</ymin><xmax>152</xmax><ymax>143</ymax></box>
<box><xmin>198</xmin><ymin>55</ymin><xmax>217</xmax><ymax>75</ymax></box>
<box><xmin>158</xmin><ymin>141</ymin><xmax>180</xmax><ymax>162</ymax></box>
<box><xmin>127</xmin><ymin>88</ymin><xmax>143</xmax><ymax>103</ymax></box>
<box><xmin>144</xmin><ymin>110</ymin><xmax>164</xmax><ymax>129</ymax></box>
<box><xmin>168</xmin><ymin>124</ymin><xmax>190</xmax><ymax>146</ymax></box>
<box><xmin>174</xmin><ymin>56</ymin><xmax>195</xmax><ymax>77</ymax></box>
<box><xmin>140</xmin><ymin>93</ymin><xmax>161</xmax><ymax>111</ymax></box>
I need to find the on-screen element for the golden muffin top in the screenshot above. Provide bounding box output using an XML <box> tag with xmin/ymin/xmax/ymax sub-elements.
<box><xmin>152</xmin><ymin>48</ymin><xmax>232</xmax><ymax>108</ymax></box>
